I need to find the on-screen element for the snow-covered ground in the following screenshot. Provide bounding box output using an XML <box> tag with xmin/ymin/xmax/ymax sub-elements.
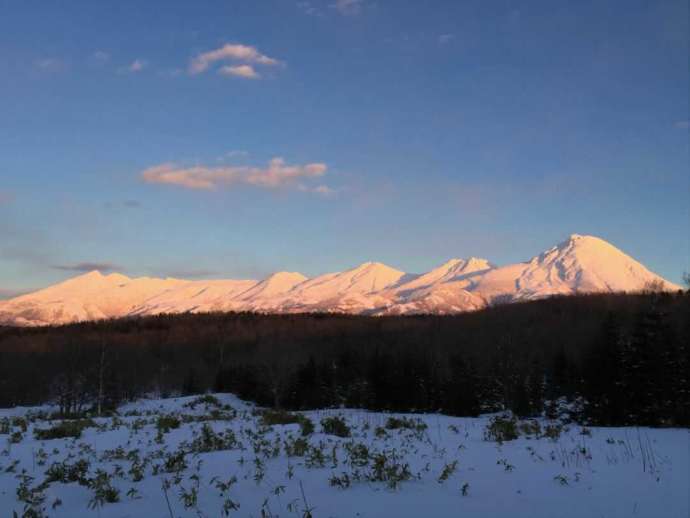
<box><xmin>0</xmin><ymin>394</ymin><xmax>687</xmax><ymax>517</ymax></box>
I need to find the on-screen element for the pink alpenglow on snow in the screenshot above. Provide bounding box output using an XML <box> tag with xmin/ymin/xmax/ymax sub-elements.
<box><xmin>0</xmin><ymin>235</ymin><xmax>680</xmax><ymax>326</ymax></box>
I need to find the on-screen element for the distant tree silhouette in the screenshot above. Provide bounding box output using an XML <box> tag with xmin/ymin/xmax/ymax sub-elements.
<box><xmin>0</xmin><ymin>292</ymin><xmax>688</xmax><ymax>426</ymax></box>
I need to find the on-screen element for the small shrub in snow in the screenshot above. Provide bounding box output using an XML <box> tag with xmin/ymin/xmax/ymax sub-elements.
<box><xmin>15</xmin><ymin>472</ymin><xmax>48</xmax><ymax>517</ymax></box>
<box><xmin>553</xmin><ymin>474</ymin><xmax>569</xmax><ymax>485</ymax></box>
<box><xmin>45</xmin><ymin>459</ymin><xmax>91</xmax><ymax>485</ymax></box>
<box><xmin>284</xmin><ymin>437</ymin><xmax>309</xmax><ymax>457</ymax></box>
<box><xmin>299</xmin><ymin>416</ymin><xmax>315</xmax><ymax>436</ymax></box>
<box><xmin>344</xmin><ymin>442</ymin><xmax>370</xmax><ymax>467</ymax></box>
<box><xmin>190</xmin><ymin>423</ymin><xmax>240</xmax><ymax>453</ymax></box>
<box><xmin>484</xmin><ymin>415</ymin><xmax>519</xmax><ymax>443</ymax></box>
<box><xmin>129</xmin><ymin>458</ymin><xmax>147</xmax><ymax>482</ymax></box>
<box><xmin>305</xmin><ymin>443</ymin><xmax>328</xmax><ymax>468</ymax></box>
<box><xmin>437</xmin><ymin>460</ymin><xmax>458</xmax><ymax>483</ymax></box>
<box><xmin>162</xmin><ymin>451</ymin><xmax>187</xmax><ymax>474</ymax></box>
<box><xmin>34</xmin><ymin>419</ymin><xmax>95</xmax><ymax>441</ymax></box>
<box><xmin>368</xmin><ymin>450</ymin><xmax>413</xmax><ymax>489</ymax></box>
<box><xmin>261</xmin><ymin>409</ymin><xmax>314</xmax><ymax>436</ymax></box>
<box><xmin>4</xmin><ymin>459</ymin><xmax>19</xmax><ymax>473</ymax></box>
<box><xmin>87</xmin><ymin>470</ymin><xmax>120</xmax><ymax>509</ymax></box>
<box><xmin>184</xmin><ymin>394</ymin><xmax>222</xmax><ymax>410</ymax></box>
<box><xmin>329</xmin><ymin>472</ymin><xmax>352</xmax><ymax>489</ymax></box>
<box><xmin>178</xmin><ymin>476</ymin><xmax>200</xmax><ymax>510</ymax></box>
<box><xmin>155</xmin><ymin>415</ymin><xmax>181</xmax><ymax>433</ymax></box>
<box><xmin>385</xmin><ymin>416</ymin><xmax>428</xmax><ymax>432</ymax></box>
<box><xmin>12</xmin><ymin>417</ymin><xmax>28</xmax><ymax>433</ymax></box>
<box><xmin>261</xmin><ymin>409</ymin><xmax>301</xmax><ymax>426</ymax></box>
<box><xmin>519</xmin><ymin>420</ymin><xmax>541</xmax><ymax>437</ymax></box>
<box><xmin>320</xmin><ymin>416</ymin><xmax>350</xmax><ymax>438</ymax></box>
<box><xmin>541</xmin><ymin>424</ymin><xmax>563</xmax><ymax>441</ymax></box>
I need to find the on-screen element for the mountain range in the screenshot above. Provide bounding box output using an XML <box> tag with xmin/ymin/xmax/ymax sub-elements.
<box><xmin>0</xmin><ymin>234</ymin><xmax>680</xmax><ymax>326</ymax></box>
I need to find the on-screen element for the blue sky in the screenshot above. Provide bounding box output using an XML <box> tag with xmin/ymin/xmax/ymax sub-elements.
<box><xmin>0</xmin><ymin>0</ymin><xmax>687</xmax><ymax>295</ymax></box>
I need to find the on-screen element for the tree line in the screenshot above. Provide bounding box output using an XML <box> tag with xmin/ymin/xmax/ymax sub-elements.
<box><xmin>0</xmin><ymin>290</ymin><xmax>687</xmax><ymax>426</ymax></box>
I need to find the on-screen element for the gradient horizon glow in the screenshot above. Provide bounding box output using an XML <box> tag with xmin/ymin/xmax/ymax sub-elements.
<box><xmin>0</xmin><ymin>0</ymin><xmax>688</xmax><ymax>297</ymax></box>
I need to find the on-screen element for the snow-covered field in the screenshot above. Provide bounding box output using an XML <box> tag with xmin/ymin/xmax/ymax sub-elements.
<box><xmin>1</xmin><ymin>394</ymin><xmax>687</xmax><ymax>518</ymax></box>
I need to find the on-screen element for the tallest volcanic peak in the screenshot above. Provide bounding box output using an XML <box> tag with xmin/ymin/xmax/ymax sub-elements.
<box><xmin>563</xmin><ymin>234</ymin><xmax>623</xmax><ymax>253</ymax></box>
<box><xmin>550</xmin><ymin>234</ymin><xmax>612</xmax><ymax>254</ymax></box>
<box><xmin>565</xmin><ymin>233</ymin><xmax>607</xmax><ymax>245</ymax></box>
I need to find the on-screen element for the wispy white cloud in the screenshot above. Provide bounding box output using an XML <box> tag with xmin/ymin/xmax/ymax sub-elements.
<box><xmin>299</xmin><ymin>184</ymin><xmax>336</xmax><ymax>196</ymax></box>
<box><xmin>297</xmin><ymin>1</ymin><xmax>320</xmax><ymax>16</ymax></box>
<box><xmin>438</xmin><ymin>33</ymin><xmax>455</xmax><ymax>45</ymax></box>
<box><xmin>332</xmin><ymin>0</ymin><xmax>365</xmax><ymax>15</ymax></box>
<box><xmin>92</xmin><ymin>50</ymin><xmax>110</xmax><ymax>63</ymax></box>
<box><xmin>128</xmin><ymin>59</ymin><xmax>147</xmax><ymax>72</ymax></box>
<box><xmin>141</xmin><ymin>157</ymin><xmax>330</xmax><ymax>193</ymax></box>
<box><xmin>34</xmin><ymin>58</ymin><xmax>65</xmax><ymax>72</ymax></box>
<box><xmin>189</xmin><ymin>44</ymin><xmax>280</xmax><ymax>75</ymax></box>
<box><xmin>675</xmin><ymin>120</ymin><xmax>689</xmax><ymax>129</ymax></box>
<box><xmin>118</xmin><ymin>59</ymin><xmax>147</xmax><ymax>74</ymax></box>
<box><xmin>219</xmin><ymin>64</ymin><xmax>260</xmax><ymax>79</ymax></box>
<box><xmin>217</xmin><ymin>150</ymin><xmax>249</xmax><ymax>162</ymax></box>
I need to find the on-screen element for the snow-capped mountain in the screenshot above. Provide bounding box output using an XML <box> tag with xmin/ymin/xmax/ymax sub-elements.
<box><xmin>0</xmin><ymin>235</ymin><xmax>681</xmax><ymax>326</ymax></box>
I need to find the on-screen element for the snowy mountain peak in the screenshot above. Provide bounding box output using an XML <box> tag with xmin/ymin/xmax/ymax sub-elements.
<box><xmin>237</xmin><ymin>271</ymin><xmax>308</xmax><ymax>301</ymax></box>
<box><xmin>350</xmin><ymin>261</ymin><xmax>401</xmax><ymax>274</ymax></box>
<box><xmin>66</xmin><ymin>270</ymin><xmax>107</xmax><ymax>285</ymax></box>
<box><xmin>28</xmin><ymin>270</ymin><xmax>132</xmax><ymax>297</ymax></box>
<box><xmin>555</xmin><ymin>234</ymin><xmax>615</xmax><ymax>254</ymax></box>
<box><xmin>435</xmin><ymin>258</ymin><xmax>465</xmax><ymax>270</ymax></box>
<box><xmin>433</xmin><ymin>257</ymin><xmax>492</xmax><ymax>273</ymax></box>
<box><xmin>0</xmin><ymin>234</ymin><xmax>680</xmax><ymax>326</ymax></box>
<box><xmin>517</xmin><ymin>234</ymin><xmax>681</xmax><ymax>297</ymax></box>
<box><xmin>263</xmin><ymin>271</ymin><xmax>308</xmax><ymax>283</ymax></box>
<box><xmin>105</xmin><ymin>272</ymin><xmax>132</xmax><ymax>283</ymax></box>
<box><xmin>395</xmin><ymin>256</ymin><xmax>494</xmax><ymax>294</ymax></box>
<box><xmin>345</xmin><ymin>262</ymin><xmax>406</xmax><ymax>289</ymax></box>
<box><xmin>463</xmin><ymin>257</ymin><xmax>494</xmax><ymax>271</ymax></box>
